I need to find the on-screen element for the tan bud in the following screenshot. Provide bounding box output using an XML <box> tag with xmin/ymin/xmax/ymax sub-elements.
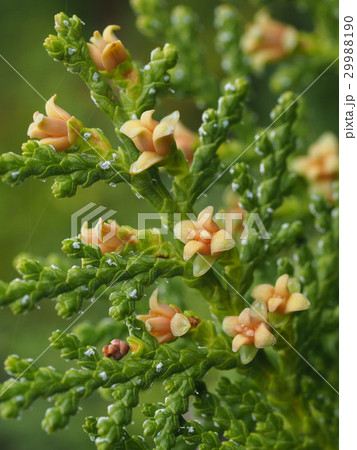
<box><xmin>210</xmin><ymin>229</ymin><xmax>235</xmax><ymax>256</ymax></box>
<box><xmin>152</xmin><ymin>123</ymin><xmax>175</xmax><ymax>155</ymax></box>
<box><xmin>170</xmin><ymin>313</ymin><xmax>191</xmax><ymax>337</ymax></box>
<box><xmin>274</xmin><ymin>274</ymin><xmax>290</xmax><ymax>297</ymax></box>
<box><xmin>284</xmin><ymin>292</ymin><xmax>310</xmax><ymax>313</ymax></box>
<box><xmin>251</xmin><ymin>284</ymin><xmax>275</xmax><ymax>303</ymax></box>
<box><xmin>140</xmin><ymin>110</ymin><xmax>159</xmax><ymax>131</ymax></box>
<box><xmin>254</xmin><ymin>323</ymin><xmax>276</xmax><ymax>348</ymax></box>
<box><xmin>268</xmin><ymin>297</ymin><xmax>284</xmax><ymax>313</ymax></box>
<box><xmin>183</xmin><ymin>240</ymin><xmax>210</xmax><ymax>261</ymax></box>
<box><xmin>129</xmin><ymin>151</ymin><xmax>165</xmax><ymax>174</ymax></box>
<box><xmin>102</xmin><ymin>25</ymin><xmax>121</xmax><ymax>43</ymax></box>
<box><xmin>145</xmin><ymin>316</ymin><xmax>171</xmax><ymax>333</ymax></box>
<box><xmin>238</xmin><ymin>308</ymin><xmax>252</xmax><ymax>327</ymax></box>
<box><xmin>222</xmin><ymin>316</ymin><xmax>241</xmax><ymax>337</ymax></box>
<box><xmin>101</xmin><ymin>41</ymin><xmax>127</xmax><ymax>71</ymax></box>
<box><xmin>232</xmin><ymin>334</ymin><xmax>252</xmax><ymax>352</ymax></box>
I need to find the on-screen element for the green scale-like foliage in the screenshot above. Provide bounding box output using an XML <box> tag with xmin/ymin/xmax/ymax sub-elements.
<box><xmin>0</xmin><ymin>3</ymin><xmax>338</xmax><ymax>450</ymax></box>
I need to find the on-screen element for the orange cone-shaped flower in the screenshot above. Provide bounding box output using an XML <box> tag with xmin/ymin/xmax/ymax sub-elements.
<box><xmin>120</xmin><ymin>110</ymin><xmax>180</xmax><ymax>174</ymax></box>
<box><xmin>27</xmin><ymin>94</ymin><xmax>81</xmax><ymax>152</ymax></box>
<box><xmin>79</xmin><ymin>218</ymin><xmax>137</xmax><ymax>254</ymax></box>
<box><xmin>174</xmin><ymin>206</ymin><xmax>235</xmax><ymax>276</ymax></box>
<box><xmin>291</xmin><ymin>132</ymin><xmax>338</xmax><ymax>198</ymax></box>
<box><xmin>251</xmin><ymin>274</ymin><xmax>310</xmax><ymax>314</ymax></box>
<box><xmin>223</xmin><ymin>304</ymin><xmax>276</xmax><ymax>354</ymax></box>
<box><xmin>88</xmin><ymin>25</ymin><xmax>128</xmax><ymax>71</ymax></box>
<box><xmin>241</xmin><ymin>11</ymin><xmax>299</xmax><ymax>69</ymax></box>
<box><xmin>137</xmin><ymin>289</ymin><xmax>197</xmax><ymax>344</ymax></box>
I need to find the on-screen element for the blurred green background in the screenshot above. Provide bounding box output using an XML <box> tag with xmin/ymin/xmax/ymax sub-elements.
<box><xmin>0</xmin><ymin>0</ymin><xmax>338</xmax><ymax>448</ymax></box>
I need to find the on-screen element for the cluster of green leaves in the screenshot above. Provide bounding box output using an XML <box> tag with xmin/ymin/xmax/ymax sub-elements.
<box><xmin>214</xmin><ymin>4</ymin><xmax>246</xmax><ymax>80</ymax></box>
<box><xmin>190</xmin><ymin>376</ymin><xmax>308</xmax><ymax>449</ymax></box>
<box><xmin>0</xmin><ymin>12</ymin><xmax>248</xmax><ymax>220</ymax></box>
<box><xmin>0</xmin><ymin>230</ymin><xmax>184</xmax><ymax>319</ymax></box>
<box><xmin>131</xmin><ymin>0</ymin><xmax>219</xmax><ymax>105</ymax></box>
<box><xmin>228</xmin><ymin>91</ymin><xmax>302</xmax><ymax>293</ymax></box>
<box><xmin>0</xmin><ymin>2</ymin><xmax>338</xmax><ymax>450</ymax></box>
<box><xmin>131</xmin><ymin>0</ymin><xmax>338</xmax><ymax>96</ymax></box>
<box><xmin>0</xmin><ymin>136</ymin><xmax>128</xmax><ymax>198</ymax></box>
<box><xmin>0</xmin><ymin>308</ymin><xmax>240</xmax><ymax>449</ymax></box>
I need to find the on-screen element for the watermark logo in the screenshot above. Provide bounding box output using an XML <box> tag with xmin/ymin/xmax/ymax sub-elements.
<box><xmin>71</xmin><ymin>202</ymin><xmax>117</xmax><ymax>238</ymax></box>
<box><xmin>71</xmin><ymin>206</ymin><xmax>270</xmax><ymax>241</ymax></box>
<box><xmin>137</xmin><ymin>212</ymin><xmax>270</xmax><ymax>240</ymax></box>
